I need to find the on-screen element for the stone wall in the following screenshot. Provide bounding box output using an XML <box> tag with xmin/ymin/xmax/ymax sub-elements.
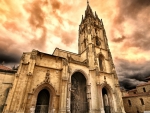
<box><xmin>122</xmin><ymin>80</ymin><xmax>150</xmax><ymax>113</ymax></box>
<box><xmin>123</xmin><ymin>95</ymin><xmax>150</xmax><ymax>113</ymax></box>
<box><xmin>0</xmin><ymin>71</ymin><xmax>15</xmax><ymax>112</ymax></box>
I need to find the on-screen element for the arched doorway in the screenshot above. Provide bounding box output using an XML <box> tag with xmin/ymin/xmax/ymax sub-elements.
<box><xmin>35</xmin><ymin>89</ymin><xmax>50</xmax><ymax>113</ymax></box>
<box><xmin>102</xmin><ymin>88</ymin><xmax>111</xmax><ymax>113</ymax></box>
<box><xmin>71</xmin><ymin>72</ymin><xmax>88</xmax><ymax>113</ymax></box>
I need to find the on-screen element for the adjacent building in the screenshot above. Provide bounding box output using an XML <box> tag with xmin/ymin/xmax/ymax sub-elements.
<box><xmin>122</xmin><ymin>77</ymin><xmax>150</xmax><ymax>113</ymax></box>
<box><xmin>0</xmin><ymin>64</ymin><xmax>16</xmax><ymax>112</ymax></box>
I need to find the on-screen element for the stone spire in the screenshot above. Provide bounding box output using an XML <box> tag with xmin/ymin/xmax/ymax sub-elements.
<box><xmin>87</xmin><ymin>0</ymin><xmax>89</xmax><ymax>5</ymax></box>
<box><xmin>80</xmin><ymin>15</ymin><xmax>84</xmax><ymax>24</ymax></box>
<box><xmin>85</xmin><ymin>0</ymin><xmax>94</xmax><ymax>18</ymax></box>
<box><xmin>95</xmin><ymin>11</ymin><xmax>98</xmax><ymax>18</ymax></box>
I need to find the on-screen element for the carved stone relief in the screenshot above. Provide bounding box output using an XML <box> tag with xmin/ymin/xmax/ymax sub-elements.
<box><xmin>44</xmin><ymin>70</ymin><xmax>50</xmax><ymax>83</ymax></box>
<box><xmin>27</xmin><ymin>72</ymin><xmax>32</xmax><ymax>76</ymax></box>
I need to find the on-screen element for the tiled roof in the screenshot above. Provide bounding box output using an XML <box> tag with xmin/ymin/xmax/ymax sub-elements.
<box><xmin>0</xmin><ymin>65</ymin><xmax>12</xmax><ymax>71</ymax></box>
<box><xmin>123</xmin><ymin>92</ymin><xmax>150</xmax><ymax>98</ymax></box>
<box><xmin>145</xmin><ymin>76</ymin><xmax>150</xmax><ymax>80</ymax></box>
<box><xmin>137</xmin><ymin>82</ymin><xmax>150</xmax><ymax>87</ymax></box>
<box><xmin>128</xmin><ymin>89</ymin><xmax>137</xmax><ymax>92</ymax></box>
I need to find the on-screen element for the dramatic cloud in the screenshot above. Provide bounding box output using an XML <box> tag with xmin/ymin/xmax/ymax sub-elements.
<box><xmin>112</xmin><ymin>36</ymin><xmax>126</xmax><ymax>43</ymax></box>
<box><xmin>107</xmin><ymin>0</ymin><xmax>150</xmax><ymax>90</ymax></box>
<box><xmin>24</xmin><ymin>0</ymin><xmax>48</xmax><ymax>50</ymax></box>
<box><xmin>0</xmin><ymin>36</ymin><xmax>21</xmax><ymax>66</ymax></box>
<box><xmin>111</xmin><ymin>0</ymin><xmax>150</xmax><ymax>51</ymax></box>
<box><xmin>115</xmin><ymin>58</ymin><xmax>150</xmax><ymax>90</ymax></box>
<box><xmin>0</xmin><ymin>0</ymin><xmax>149</xmax><ymax>90</ymax></box>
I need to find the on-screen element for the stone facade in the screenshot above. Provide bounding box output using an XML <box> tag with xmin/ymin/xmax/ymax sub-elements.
<box><xmin>122</xmin><ymin>77</ymin><xmax>150</xmax><ymax>113</ymax></box>
<box><xmin>2</xmin><ymin>2</ymin><xmax>125</xmax><ymax>113</ymax></box>
<box><xmin>0</xmin><ymin>65</ymin><xmax>16</xmax><ymax>112</ymax></box>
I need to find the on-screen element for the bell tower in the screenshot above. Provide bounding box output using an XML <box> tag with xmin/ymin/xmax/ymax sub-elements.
<box><xmin>77</xmin><ymin>2</ymin><xmax>126</xmax><ymax>113</ymax></box>
<box><xmin>78</xmin><ymin>1</ymin><xmax>108</xmax><ymax>54</ymax></box>
<box><xmin>78</xmin><ymin>1</ymin><xmax>113</xmax><ymax>72</ymax></box>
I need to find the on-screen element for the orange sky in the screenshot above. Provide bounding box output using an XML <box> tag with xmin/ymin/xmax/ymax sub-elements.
<box><xmin>0</xmin><ymin>0</ymin><xmax>150</xmax><ymax>89</ymax></box>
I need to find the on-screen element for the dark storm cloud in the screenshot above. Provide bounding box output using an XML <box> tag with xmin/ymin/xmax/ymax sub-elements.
<box><xmin>0</xmin><ymin>37</ymin><xmax>21</xmax><ymax>66</ymax></box>
<box><xmin>119</xmin><ymin>79</ymin><xmax>136</xmax><ymax>90</ymax></box>
<box><xmin>116</xmin><ymin>0</ymin><xmax>150</xmax><ymax>20</ymax></box>
<box><xmin>130</xmin><ymin>31</ymin><xmax>150</xmax><ymax>50</ymax></box>
<box><xmin>0</xmin><ymin>53</ymin><xmax>20</xmax><ymax>64</ymax></box>
<box><xmin>111</xmin><ymin>0</ymin><xmax>150</xmax><ymax>50</ymax></box>
<box><xmin>115</xmin><ymin>57</ymin><xmax>150</xmax><ymax>90</ymax></box>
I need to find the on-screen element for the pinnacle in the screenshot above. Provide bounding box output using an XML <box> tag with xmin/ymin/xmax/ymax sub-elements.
<box><xmin>85</xmin><ymin>1</ymin><xmax>94</xmax><ymax>18</ymax></box>
<box><xmin>87</xmin><ymin>0</ymin><xmax>89</xmax><ymax>5</ymax></box>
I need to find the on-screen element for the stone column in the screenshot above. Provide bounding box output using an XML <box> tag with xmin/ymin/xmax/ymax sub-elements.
<box><xmin>59</xmin><ymin>79</ymin><xmax>68</xmax><ymax>113</ymax></box>
<box><xmin>7</xmin><ymin>69</ymin><xmax>21</xmax><ymax>112</ymax></box>
<box><xmin>66</xmin><ymin>63</ymin><xmax>71</xmax><ymax>113</ymax></box>
<box><xmin>59</xmin><ymin>59</ymin><xmax>68</xmax><ymax>113</ymax></box>
<box><xmin>20</xmin><ymin>52</ymin><xmax>36</xmax><ymax>112</ymax></box>
<box><xmin>87</xmin><ymin>84</ymin><xmax>92</xmax><ymax>113</ymax></box>
<box><xmin>97</xmin><ymin>84</ymin><xmax>105</xmax><ymax>113</ymax></box>
<box><xmin>66</xmin><ymin>83</ymin><xmax>71</xmax><ymax>113</ymax></box>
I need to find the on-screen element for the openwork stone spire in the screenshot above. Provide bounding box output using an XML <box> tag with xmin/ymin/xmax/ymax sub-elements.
<box><xmin>85</xmin><ymin>0</ymin><xmax>94</xmax><ymax>18</ymax></box>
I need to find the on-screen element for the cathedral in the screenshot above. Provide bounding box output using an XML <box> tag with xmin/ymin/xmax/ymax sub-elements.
<box><xmin>2</xmin><ymin>1</ymin><xmax>125</xmax><ymax>113</ymax></box>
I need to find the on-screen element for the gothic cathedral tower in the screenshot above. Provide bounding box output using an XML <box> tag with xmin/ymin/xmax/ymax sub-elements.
<box><xmin>3</xmin><ymin>1</ymin><xmax>125</xmax><ymax>113</ymax></box>
<box><xmin>77</xmin><ymin>1</ymin><xmax>126</xmax><ymax>113</ymax></box>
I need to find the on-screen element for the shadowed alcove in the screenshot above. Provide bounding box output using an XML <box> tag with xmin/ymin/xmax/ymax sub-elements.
<box><xmin>71</xmin><ymin>72</ymin><xmax>88</xmax><ymax>113</ymax></box>
<box><xmin>35</xmin><ymin>89</ymin><xmax>50</xmax><ymax>113</ymax></box>
<box><xmin>102</xmin><ymin>88</ymin><xmax>111</xmax><ymax>113</ymax></box>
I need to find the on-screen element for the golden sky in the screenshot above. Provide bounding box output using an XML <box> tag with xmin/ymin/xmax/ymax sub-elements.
<box><xmin>0</xmin><ymin>0</ymin><xmax>150</xmax><ymax>89</ymax></box>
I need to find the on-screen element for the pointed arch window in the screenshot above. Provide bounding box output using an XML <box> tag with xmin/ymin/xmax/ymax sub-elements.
<box><xmin>99</xmin><ymin>54</ymin><xmax>104</xmax><ymax>71</ymax></box>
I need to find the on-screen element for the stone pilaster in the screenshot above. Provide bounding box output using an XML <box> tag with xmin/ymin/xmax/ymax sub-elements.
<box><xmin>96</xmin><ymin>84</ymin><xmax>105</xmax><ymax>113</ymax></box>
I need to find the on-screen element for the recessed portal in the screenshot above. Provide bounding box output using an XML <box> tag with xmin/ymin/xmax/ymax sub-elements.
<box><xmin>35</xmin><ymin>89</ymin><xmax>50</xmax><ymax>113</ymax></box>
<box><xmin>102</xmin><ymin>88</ymin><xmax>111</xmax><ymax>113</ymax></box>
<box><xmin>71</xmin><ymin>72</ymin><xmax>88</xmax><ymax>113</ymax></box>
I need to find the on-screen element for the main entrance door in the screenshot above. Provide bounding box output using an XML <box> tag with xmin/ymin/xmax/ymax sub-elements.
<box><xmin>71</xmin><ymin>72</ymin><xmax>88</xmax><ymax>113</ymax></box>
<box><xmin>35</xmin><ymin>89</ymin><xmax>50</xmax><ymax>113</ymax></box>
